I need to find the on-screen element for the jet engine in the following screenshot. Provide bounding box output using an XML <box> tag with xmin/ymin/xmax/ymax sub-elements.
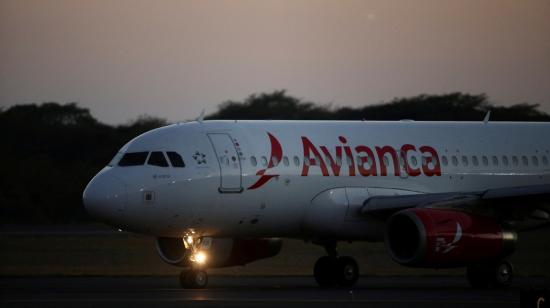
<box><xmin>156</xmin><ymin>237</ymin><xmax>190</xmax><ymax>266</ymax></box>
<box><xmin>156</xmin><ymin>237</ymin><xmax>282</xmax><ymax>268</ymax></box>
<box><xmin>385</xmin><ymin>208</ymin><xmax>517</xmax><ymax>267</ymax></box>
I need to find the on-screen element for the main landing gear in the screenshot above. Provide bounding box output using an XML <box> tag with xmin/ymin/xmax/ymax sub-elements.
<box><xmin>313</xmin><ymin>242</ymin><xmax>359</xmax><ymax>287</ymax></box>
<box><xmin>466</xmin><ymin>260</ymin><xmax>514</xmax><ymax>289</ymax></box>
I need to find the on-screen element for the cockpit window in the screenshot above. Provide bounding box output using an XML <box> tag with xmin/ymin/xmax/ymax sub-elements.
<box><xmin>148</xmin><ymin>151</ymin><xmax>169</xmax><ymax>167</ymax></box>
<box><xmin>118</xmin><ymin>152</ymin><xmax>149</xmax><ymax>166</ymax></box>
<box><xmin>108</xmin><ymin>152</ymin><xmax>124</xmax><ymax>167</ymax></box>
<box><xmin>166</xmin><ymin>151</ymin><xmax>185</xmax><ymax>167</ymax></box>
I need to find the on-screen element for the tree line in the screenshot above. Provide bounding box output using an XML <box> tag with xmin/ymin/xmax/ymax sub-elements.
<box><xmin>1</xmin><ymin>92</ymin><xmax>548</xmax><ymax>223</ymax></box>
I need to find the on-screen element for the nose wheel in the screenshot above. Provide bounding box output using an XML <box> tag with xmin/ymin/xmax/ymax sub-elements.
<box><xmin>179</xmin><ymin>233</ymin><xmax>209</xmax><ymax>289</ymax></box>
<box><xmin>314</xmin><ymin>256</ymin><xmax>359</xmax><ymax>287</ymax></box>
<box><xmin>180</xmin><ymin>269</ymin><xmax>208</xmax><ymax>289</ymax></box>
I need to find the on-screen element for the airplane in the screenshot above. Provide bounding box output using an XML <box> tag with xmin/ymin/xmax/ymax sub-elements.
<box><xmin>83</xmin><ymin>119</ymin><xmax>550</xmax><ymax>289</ymax></box>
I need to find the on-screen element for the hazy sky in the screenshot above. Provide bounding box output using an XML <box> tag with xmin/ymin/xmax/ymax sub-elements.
<box><xmin>1</xmin><ymin>0</ymin><xmax>549</xmax><ymax>124</ymax></box>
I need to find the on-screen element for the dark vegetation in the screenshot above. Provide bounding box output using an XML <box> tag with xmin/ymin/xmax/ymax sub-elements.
<box><xmin>1</xmin><ymin>91</ymin><xmax>548</xmax><ymax>223</ymax></box>
<box><xmin>206</xmin><ymin>91</ymin><xmax>550</xmax><ymax>121</ymax></box>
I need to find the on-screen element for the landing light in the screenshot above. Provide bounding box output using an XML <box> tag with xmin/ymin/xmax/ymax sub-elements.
<box><xmin>190</xmin><ymin>251</ymin><xmax>207</xmax><ymax>264</ymax></box>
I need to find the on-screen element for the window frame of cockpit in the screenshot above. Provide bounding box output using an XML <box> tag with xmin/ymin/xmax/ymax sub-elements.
<box><xmin>166</xmin><ymin>151</ymin><xmax>186</xmax><ymax>168</ymax></box>
<box><xmin>108</xmin><ymin>152</ymin><xmax>124</xmax><ymax>167</ymax></box>
<box><xmin>111</xmin><ymin>150</ymin><xmax>187</xmax><ymax>168</ymax></box>
<box><xmin>147</xmin><ymin>151</ymin><xmax>170</xmax><ymax>167</ymax></box>
<box><xmin>117</xmin><ymin>151</ymin><xmax>150</xmax><ymax>167</ymax></box>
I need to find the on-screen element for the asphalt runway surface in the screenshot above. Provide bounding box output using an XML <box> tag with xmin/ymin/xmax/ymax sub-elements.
<box><xmin>2</xmin><ymin>276</ymin><xmax>549</xmax><ymax>308</ymax></box>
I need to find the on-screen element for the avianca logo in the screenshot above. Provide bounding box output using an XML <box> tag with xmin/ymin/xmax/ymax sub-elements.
<box><xmin>248</xmin><ymin>132</ymin><xmax>442</xmax><ymax>190</ymax></box>
<box><xmin>247</xmin><ymin>133</ymin><xmax>282</xmax><ymax>190</ymax></box>
<box><xmin>435</xmin><ymin>222</ymin><xmax>462</xmax><ymax>254</ymax></box>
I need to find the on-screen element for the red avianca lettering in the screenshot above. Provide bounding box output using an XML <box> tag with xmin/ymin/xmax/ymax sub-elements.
<box><xmin>301</xmin><ymin>136</ymin><xmax>441</xmax><ymax>177</ymax></box>
<box><xmin>248</xmin><ymin>133</ymin><xmax>441</xmax><ymax>190</ymax></box>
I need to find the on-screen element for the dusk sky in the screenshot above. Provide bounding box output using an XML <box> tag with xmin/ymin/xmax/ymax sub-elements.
<box><xmin>1</xmin><ymin>0</ymin><xmax>549</xmax><ymax>124</ymax></box>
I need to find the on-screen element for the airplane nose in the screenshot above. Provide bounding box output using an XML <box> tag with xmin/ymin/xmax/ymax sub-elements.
<box><xmin>83</xmin><ymin>169</ymin><xmax>127</xmax><ymax>222</ymax></box>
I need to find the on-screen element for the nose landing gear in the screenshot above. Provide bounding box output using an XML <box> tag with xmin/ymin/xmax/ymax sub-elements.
<box><xmin>179</xmin><ymin>234</ymin><xmax>210</xmax><ymax>289</ymax></box>
<box><xmin>180</xmin><ymin>269</ymin><xmax>208</xmax><ymax>289</ymax></box>
<box><xmin>313</xmin><ymin>242</ymin><xmax>359</xmax><ymax>287</ymax></box>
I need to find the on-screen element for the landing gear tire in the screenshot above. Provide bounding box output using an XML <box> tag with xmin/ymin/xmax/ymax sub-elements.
<box><xmin>466</xmin><ymin>263</ymin><xmax>490</xmax><ymax>289</ymax></box>
<box><xmin>314</xmin><ymin>256</ymin><xmax>338</xmax><ymax>287</ymax></box>
<box><xmin>336</xmin><ymin>256</ymin><xmax>359</xmax><ymax>287</ymax></box>
<box><xmin>492</xmin><ymin>260</ymin><xmax>514</xmax><ymax>288</ymax></box>
<box><xmin>466</xmin><ymin>260</ymin><xmax>513</xmax><ymax>289</ymax></box>
<box><xmin>179</xmin><ymin>269</ymin><xmax>208</xmax><ymax>289</ymax></box>
<box><xmin>314</xmin><ymin>256</ymin><xmax>359</xmax><ymax>288</ymax></box>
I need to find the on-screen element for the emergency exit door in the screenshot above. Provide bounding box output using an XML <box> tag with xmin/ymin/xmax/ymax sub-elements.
<box><xmin>207</xmin><ymin>133</ymin><xmax>243</xmax><ymax>193</ymax></box>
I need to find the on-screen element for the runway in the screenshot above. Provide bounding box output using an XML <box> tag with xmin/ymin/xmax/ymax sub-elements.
<box><xmin>2</xmin><ymin>276</ymin><xmax>548</xmax><ymax>307</ymax></box>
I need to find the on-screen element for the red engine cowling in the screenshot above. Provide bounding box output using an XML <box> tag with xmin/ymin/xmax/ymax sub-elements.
<box><xmin>156</xmin><ymin>237</ymin><xmax>282</xmax><ymax>268</ymax></box>
<box><xmin>385</xmin><ymin>208</ymin><xmax>517</xmax><ymax>268</ymax></box>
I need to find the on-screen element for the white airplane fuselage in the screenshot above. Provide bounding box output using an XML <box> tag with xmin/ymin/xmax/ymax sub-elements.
<box><xmin>83</xmin><ymin>120</ymin><xmax>550</xmax><ymax>241</ymax></box>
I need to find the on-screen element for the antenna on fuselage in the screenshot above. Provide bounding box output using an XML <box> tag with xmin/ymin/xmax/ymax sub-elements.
<box><xmin>483</xmin><ymin>110</ymin><xmax>491</xmax><ymax>124</ymax></box>
<box><xmin>197</xmin><ymin>109</ymin><xmax>205</xmax><ymax>123</ymax></box>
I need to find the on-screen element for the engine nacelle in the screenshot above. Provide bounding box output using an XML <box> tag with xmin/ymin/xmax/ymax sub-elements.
<box><xmin>385</xmin><ymin>208</ymin><xmax>517</xmax><ymax>268</ymax></box>
<box><xmin>156</xmin><ymin>237</ymin><xmax>282</xmax><ymax>268</ymax></box>
<box><xmin>156</xmin><ymin>237</ymin><xmax>189</xmax><ymax>266</ymax></box>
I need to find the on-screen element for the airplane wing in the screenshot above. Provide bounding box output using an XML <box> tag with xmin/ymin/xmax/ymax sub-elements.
<box><xmin>362</xmin><ymin>192</ymin><xmax>481</xmax><ymax>214</ymax></box>
<box><xmin>361</xmin><ymin>184</ymin><xmax>550</xmax><ymax>228</ymax></box>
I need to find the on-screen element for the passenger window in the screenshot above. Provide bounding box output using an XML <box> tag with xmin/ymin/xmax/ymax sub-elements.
<box><xmin>472</xmin><ymin>156</ymin><xmax>479</xmax><ymax>166</ymax></box>
<box><xmin>492</xmin><ymin>156</ymin><xmax>499</xmax><ymax>166</ymax></box>
<box><xmin>411</xmin><ymin>156</ymin><xmax>418</xmax><ymax>167</ymax></box>
<box><xmin>512</xmin><ymin>156</ymin><xmax>519</xmax><ymax>166</ymax></box>
<box><xmin>452</xmin><ymin>156</ymin><xmax>458</xmax><ymax>166</ymax></box>
<box><xmin>543</xmin><ymin>156</ymin><xmax>549</xmax><ymax>166</ymax></box>
<box><xmin>251</xmin><ymin>156</ymin><xmax>257</xmax><ymax>167</ymax></box>
<box><xmin>310</xmin><ymin>156</ymin><xmax>319</xmax><ymax>166</ymax></box>
<box><xmin>166</xmin><ymin>151</ymin><xmax>185</xmax><ymax>167</ymax></box>
<box><xmin>283</xmin><ymin>156</ymin><xmax>289</xmax><ymax>167</ymax></box>
<box><xmin>293</xmin><ymin>156</ymin><xmax>300</xmax><ymax>166</ymax></box>
<box><xmin>261</xmin><ymin>156</ymin><xmax>268</xmax><ymax>166</ymax></box>
<box><xmin>522</xmin><ymin>156</ymin><xmax>529</xmax><ymax>166</ymax></box>
<box><xmin>532</xmin><ymin>156</ymin><xmax>539</xmax><ymax>166</ymax></box>
<box><xmin>398</xmin><ymin>153</ymin><xmax>405</xmax><ymax>167</ymax></box>
<box><xmin>462</xmin><ymin>156</ymin><xmax>468</xmax><ymax>166</ymax></box>
<box><xmin>441</xmin><ymin>156</ymin><xmax>448</xmax><ymax>166</ymax></box>
<box><xmin>502</xmin><ymin>156</ymin><xmax>509</xmax><ymax>167</ymax></box>
<box><xmin>272</xmin><ymin>156</ymin><xmax>279</xmax><ymax>165</ymax></box>
<box><xmin>482</xmin><ymin>156</ymin><xmax>489</xmax><ymax>166</ymax></box>
<box><xmin>148</xmin><ymin>151</ymin><xmax>169</xmax><ymax>167</ymax></box>
<box><xmin>363</xmin><ymin>156</ymin><xmax>371</xmax><ymax>168</ymax></box>
<box><xmin>119</xmin><ymin>152</ymin><xmax>149</xmax><ymax>166</ymax></box>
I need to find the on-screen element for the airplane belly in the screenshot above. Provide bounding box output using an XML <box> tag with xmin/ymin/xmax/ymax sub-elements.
<box><xmin>303</xmin><ymin>188</ymin><xmax>348</xmax><ymax>236</ymax></box>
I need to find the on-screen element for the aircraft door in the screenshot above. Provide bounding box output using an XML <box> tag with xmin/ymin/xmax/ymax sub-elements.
<box><xmin>207</xmin><ymin>133</ymin><xmax>243</xmax><ymax>193</ymax></box>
